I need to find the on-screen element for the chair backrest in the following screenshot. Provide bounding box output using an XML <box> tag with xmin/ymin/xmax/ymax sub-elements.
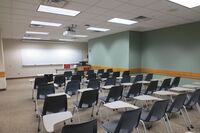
<box><xmin>54</xmin><ymin>75</ymin><xmax>65</xmax><ymax>86</ymax></box>
<box><xmin>121</xmin><ymin>75</ymin><xmax>131</xmax><ymax>83</ymax></box>
<box><xmin>107</xmin><ymin>68</ymin><xmax>113</xmax><ymax>73</ymax></box>
<box><xmin>64</xmin><ymin>71</ymin><xmax>72</xmax><ymax>80</ymax></box>
<box><xmin>185</xmin><ymin>89</ymin><xmax>200</xmax><ymax>107</ymax></box>
<box><xmin>44</xmin><ymin>74</ymin><xmax>54</xmax><ymax>82</ymax></box>
<box><xmin>101</xmin><ymin>72</ymin><xmax>109</xmax><ymax>79</ymax></box>
<box><xmin>112</xmin><ymin>71</ymin><xmax>120</xmax><ymax>78</ymax></box>
<box><xmin>97</xmin><ymin>69</ymin><xmax>104</xmax><ymax>74</ymax></box>
<box><xmin>106</xmin><ymin>86</ymin><xmax>123</xmax><ymax>102</ymax></box>
<box><xmin>87</xmin><ymin>70</ymin><xmax>94</xmax><ymax>75</ymax></box>
<box><xmin>37</xmin><ymin>83</ymin><xmax>55</xmax><ymax>99</ymax></box>
<box><xmin>34</xmin><ymin>76</ymin><xmax>48</xmax><ymax>89</ymax></box>
<box><xmin>122</xmin><ymin>71</ymin><xmax>130</xmax><ymax>77</ymax></box>
<box><xmin>146</xmin><ymin>100</ymin><xmax>169</xmax><ymax>122</ymax></box>
<box><xmin>171</xmin><ymin>77</ymin><xmax>180</xmax><ymax>87</ymax></box>
<box><xmin>159</xmin><ymin>78</ymin><xmax>171</xmax><ymax>91</ymax></box>
<box><xmin>105</xmin><ymin>78</ymin><xmax>116</xmax><ymax>86</ymax></box>
<box><xmin>167</xmin><ymin>94</ymin><xmax>187</xmax><ymax>113</ymax></box>
<box><xmin>114</xmin><ymin>108</ymin><xmax>142</xmax><ymax>133</ymax></box>
<box><xmin>61</xmin><ymin>119</ymin><xmax>97</xmax><ymax>133</ymax></box>
<box><xmin>133</xmin><ymin>74</ymin><xmax>143</xmax><ymax>83</ymax></box>
<box><xmin>87</xmin><ymin>73</ymin><xmax>96</xmax><ymax>80</ymax></box>
<box><xmin>126</xmin><ymin>83</ymin><xmax>142</xmax><ymax>98</ymax></box>
<box><xmin>78</xmin><ymin>89</ymin><xmax>99</xmax><ymax>108</ymax></box>
<box><xmin>87</xmin><ymin>79</ymin><xmax>100</xmax><ymax>90</ymax></box>
<box><xmin>71</xmin><ymin>74</ymin><xmax>82</xmax><ymax>82</ymax></box>
<box><xmin>77</xmin><ymin>70</ymin><xmax>84</xmax><ymax>77</ymax></box>
<box><xmin>145</xmin><ymin>73</ymin><xmax>153</xmax><ymax>81</ymax></box>
<box><xmin>144</xmin><ymin>80</ymin><xmax>158</xmax><ymax>95</ymax></box>
<box><xmin>42</xmin><ymin>94</ymin><xmax>67</xmax><ymax>115</ymax></box>
<box><xmin>65</xmin><ymin>80</ymin><xmax>80</xmax><ymax>95</ymax></box>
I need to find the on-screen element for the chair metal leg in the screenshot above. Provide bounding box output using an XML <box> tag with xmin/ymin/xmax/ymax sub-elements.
<box><xmin>195</xmin><ymin>103</ymin><xmax>200</xmax><ymax>114</ymax></box>
<box><xmin>76</xmin><ymin>108</ymin><xmax>80</xmax><ymax>123</ymax></box>
<box><xmin>162</xmin><ymin>118</ymin><xmax>170</xmax><ymax>133</ymax></box>
<box><xmin>183</xmin><ymin>106</ymin><xmax>193</xmax><ymax>128</ymax></box>
<box><xmin>140</xmin><ymin>120</ymin><xmax>147</xmax><ymax>133</ymax></box>
<box><xmin>180</xmin><ymin>109</ymin><xmax>190</xmax><ymax>130</ymax></box>
<box><xmin>136</xmin><ymin>127</ymin><xmax>140</xmax><ymax>133</ymax></box>
<box><xmin>165</xmin><ymin>114</ymin><xmax>173</xmax><ymax>133</ymax></box>
<box><xmin>38</xmin><ymin>116</ymin><xmax>41</xmax><ymax>132</ymax></box>
<box><xmin>32</xmin><ymin>89</ymin><xmax>34</xmax><ymax>100</ymax></box>
<box><xmin>96</xmin><ymin>102</ymin><xmax>102</xmax><ymax>115</ymax></box>
<box><xmin>91</xmin><ymin>106</ymin><xmax>95</xmax><ymax>117</ymax></box>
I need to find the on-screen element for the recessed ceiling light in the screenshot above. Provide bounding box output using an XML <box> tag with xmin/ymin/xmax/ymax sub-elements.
<box><xmin>23</xmin><ymin>37</ymin><xmax>41</xmax><ymax>40</ymax></box>
<box><xmin>168</xmin><ymin>0</ymin><xmax>200</xmax><ymax>8</ymax></box>
<box><xmin>31</xmin><ymin>21</ymin><xmax>62</xmax><ymax>27</ymax></box>
<box><xmin>87</xmin><ymin>27</ymin><xmax>110</xmax><ymax>32</ymax></box>
<box><xmin>38</xmin><ymin>5</ymin><xmax>80</xmax><ymax>16</ymax></box>
<box><xmin>71</xmin><ymin>35</ymin><xmax>88</xmax><ymax>38</ymax></box>
<box><xmin>59</xmin><ymin>39</ymin><xmax>74</xmax><ymax>41</ymax></box>
<box><xmin>108</xmin><ymin>18</ymin><xmax>137</xmax><ymax>25</ymax></box>
<box><xmin>26</xmin><ymin>31</ymin><xmax>49</xmax><ymax>35</ymax></box>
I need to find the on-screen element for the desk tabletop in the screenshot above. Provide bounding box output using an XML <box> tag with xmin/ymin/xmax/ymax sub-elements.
<box><xmin>182</xmin><ymin>84</ymin><xmax>200</xmax><ymax>89</ymax></box>
<box><xmin>170</xmin><ymin>87</ymin><xmax>194</xmax><ymax>92</ymax></box>
<box><xmin>121</xmin><ymin>82</ymin><xmax>133</xmax><ymax>86</ymax></box>
<box><xmin>116</xmin><ymin>77</ymin><xmax>123</xmax><ymax>80</ymax></box>
<box><xmin>134</xmin><ymin>95</ymin><xmax>162</xmax><ymax>101</ymax></box>
<box><xmin>137</xmin><ymin>81</ymin><xmax>150</xmax><ymax>84</ymax></box>
<box><xmin>43</xmin><ymin>111</ymin><xmax>72</xmax><ymax>133</ymax></box>
<box><xmin>47</xmin><ymin>93</ymin><xmax>71</xmax><ymax>98</ymax></box>
<box><xmin>78</xmin><ymin>88</ymin><xmax>94</xmax><ymax>93</ymax></box>
<box><xmin>29</xmin><ymin>78</ymin><xmax>35</xmax><ymax>82</ymax></box>
<box><xmin>193</xmin><ymin>82</ymin><xmax>200</xmax><ymax>86</ymax></box>
<box><xmin>104</xmin><ymin>101</ymin><xmax>139</xmax><ymax>109</ymax></box>
<box><xmin>153</xmin><ymin>90</ymin><xmax>179</xmax><ymax>96</ymax></box>
<box><xmin>102</xmin><ymin>85</ymin><xmax>114</xmax><ymax>89</ymax></box>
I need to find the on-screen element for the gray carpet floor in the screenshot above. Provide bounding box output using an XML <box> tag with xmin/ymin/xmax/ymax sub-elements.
<box><xmin>0</xmin><ymin>79</ymin><xmax>200</xmax><ymax>133</ymax></box>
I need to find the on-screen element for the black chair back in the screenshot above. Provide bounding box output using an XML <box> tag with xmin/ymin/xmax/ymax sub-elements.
<box><xmin>54</xmin><ymin>75</ymin><xmax>65</xmax><ymax>87</ymax></box>
<box><xmin>159</xmin><ymin>78</ymin><xmax>171</xmax><ymax>91</ymax></box>
<box><xmin>71</xmin><ymin>74</ymin><xmax>82</xmax><ymax>82</ymax></box>
<box><xmin>112</xmin><ymin>71</ymin><xmax>120</xmax><ymax>78</ymax></box>
<box><xmin>78</xmin><ymin>89</ymin><xmax>99</xmax><ymax>108</ymax></box>
<box><xmin>87</xmin><ymin>79</ymin><xmax>100</xmax><ymax>90</ymax></box>
<box><xmin>61</xmin><ymin>119</ymin><xmax>97</xmax><ymax>133</ymax></box>
<box><xmin>145</xmin><ymin>73</ymin><xmax>153</xmax><ymax>81</ymax></box>
<box><xmin>87</xmin><ymin>70</ymin><xmax>94</xmax><ymax>75</ymax></box>
<box><xmin>125</xmin><ymin>83</ymin><xmax>142</xmax><ymax>98</ymax></box>
<box><xmin>44</xmin><ymin>74</ymin><xmax>54</xmax><ymax>82</ymax></box>
<box><xmin>146</xmin><ymin>100</ymin><xmax>169</xmax><ymax>122</ymax></box>
<box><xmin>87</xmin><ymin>73</ymin><xmax>96</xmax><ymax>80</ymax></box>
<box><xmin>34</xmin><ymin>76</ymin><xmax>48</xmax><ymax>89</ymax></box>
<box><xmin>144</xmin><ymin>80</ymin><xmax>158</xmax><ymax>95</ymax></box>
<box><xmin>64</xmin><ymin>71</ymin><xmax>72</xmax><ymax>80</ymax></box>
<box><xmin>42</xmin><ymin>94</ymin><xmax>67</xmax><ymax>115</ymax></box>
<box><xmin>97</xmin><ymin>69</ymin><xmax>104</xmax><ymax>74</ymax></box>
<box><xmin>185</xmin><ymin>89</ymin><xmax>200</xmax><ymax>107</ymax></box>
<box><xmin>171</xmin><ymin>77</ymin><xmax>180</xmax><ymax>87</ymax></box>
<box><xmin>65</xmin><ymin>80</ymin><xmax>80</xmax><ymax>95</ymax></box>
<box><xmin>105</xmin><ymin>78</ymin><xmax>116</xmax><ymax>86</ymax></box>
<box><xmin>107</xmin><ymin>69</ymin><xmax>113</xmax><ymax>74</ymax></box>
<box><xmin>122</xmin><ymin>71</ymin><xmax>130</xmax><ymax>77</ymax></box>
<box><xmin>115</xmin><ymin>108</ymin><xmax>142</xmax><ymax>133</ymax></box>
<box><xmin>77</xmin><ymin>70</ymin><xmax>84</xmax><ymax>77</ymax></box>
<box><xmin>167</xmin><ymin>94</ymin><xmax>187</xmax><ymax>113</ymax></box>
<box><xmin>121</xmin><ymin>75</ymin><xmax>131</xmax><ymax>83</ymax></box>
<box><xmin>106</xmin><ymin>86</ymin><xmax>123</xmax><ymax>102</ymax></box>
<box><xmin>37</xmin><ymin>83</ymin><xmax>55</xmax><ymax>99</ymax></box>
<box><xmin>133</xmin><ymin>74</ymin><xmax>143</xmax><ymax>83</ymax></box>
<box><xmin>101</xmin><ymin>72</ymin><xmax>109</xmax><ymax>79</ymax></box>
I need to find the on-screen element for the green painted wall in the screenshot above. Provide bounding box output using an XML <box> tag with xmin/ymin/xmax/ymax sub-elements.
<box><xmin>129</xmin><ymin>31</ymin><xmax>142</xmax><ymax>68</ymax></box>
<box><xmin>88</xmin><ymin>31</ymin><xmax>130</xmax><ymax>68</ymax></box>
<box><xmin>141</xmin><ymin>22</ymin><xmax>200</xmax><ymax>73</ymax></box>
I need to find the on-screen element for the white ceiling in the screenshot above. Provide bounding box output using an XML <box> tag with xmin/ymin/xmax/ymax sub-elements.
<box><xmin>0</xmin><ymin>0</ymin><xmax>200</xmax><ymax>42</ymax></box>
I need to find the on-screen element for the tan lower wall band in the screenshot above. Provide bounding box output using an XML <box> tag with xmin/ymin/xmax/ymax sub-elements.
<box><xmin>91</xmin><ymin>66</ymin><xmax>200</xmax><ymax>80</ymax></box>
<box><xmin>0</xmin><ymin>72</ymin><xmax>6</xmax><ymax>77</ymax></box>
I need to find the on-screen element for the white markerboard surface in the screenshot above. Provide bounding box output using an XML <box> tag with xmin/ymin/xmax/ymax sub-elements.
<box><xmin>21</xmin><ymin>48</ymin><xmax>83</xmax><ymax>66</ymax></box>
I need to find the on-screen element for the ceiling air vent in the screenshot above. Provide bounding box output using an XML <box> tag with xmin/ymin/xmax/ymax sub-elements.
<box><xmin>29</xmin><ymin>24</ymin><xmax>44</xmax><ymax>28</ymax></box>
<box><xmin>41</xmin><ymin>0</ymin><xmax>69</xmax><ymax>7</ymax></box>
<box><xmin>132</xmin><ymin>16</ymin><xmax>151</xmax><ymax>22</ymax></box>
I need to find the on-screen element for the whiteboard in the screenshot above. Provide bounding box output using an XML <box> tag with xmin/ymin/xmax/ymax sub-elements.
<box><xmin>21</xmin><ymin>48</ymin><xmax>83</xmax><ymax>66</ymax></box>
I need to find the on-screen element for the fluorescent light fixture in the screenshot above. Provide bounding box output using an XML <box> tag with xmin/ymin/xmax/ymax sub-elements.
<box><xmin>87</xmin><ymin>27</ymin><xmax>110</xmax><ymax>32</ymax></box>
<box><xmin>70</xmin><ymin>35</ymin><xmax>88</xmax><ymax>38</ymax></box>
<box><xmin>23</xmin><ymin>37</ymin><xmax>41</xmax><ymax>40</ymax></box>
<box><xmin>38</xmin><ymin>5</ymin><xmax>80</xmax><ymax>16</ymax></box>
<box><xmin>108</xmin><ymin>18</ymin><xmax>137</xmax><ymax>25</ymax></box>
<box><xmin>31</xmin><ymin>20</ymin><xmax>62</xmax><ymax>27</ymax></box>
<box><xmin>168</xmin><ymin>0</ymin><xmax>200</xmax><ymax>8</ymax></box>
<box><xmin>59</xmin><ymin>39</ymin><xmax>74</xmax><ymax>41</ymax></box>
<box><xmin>26</xmin><ymin>31</ymin><xmax>49</xmax><ymax>35</ymax></box>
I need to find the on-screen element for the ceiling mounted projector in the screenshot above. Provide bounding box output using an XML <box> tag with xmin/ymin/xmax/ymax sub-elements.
<box><xmin>63</xmin><ymin>24</ymin><xmax>77</xmax><ymax>37</ymax></box>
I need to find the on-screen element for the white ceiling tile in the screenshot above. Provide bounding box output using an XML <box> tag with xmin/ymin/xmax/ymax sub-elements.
<box><xmin>96</xmin><ymin>0</ymin><xmax>123</xmax><ymax>9</ymax></box>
